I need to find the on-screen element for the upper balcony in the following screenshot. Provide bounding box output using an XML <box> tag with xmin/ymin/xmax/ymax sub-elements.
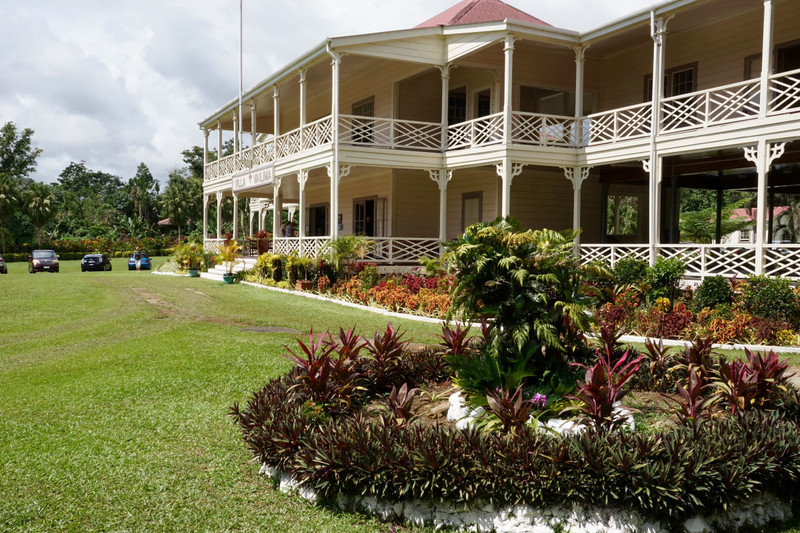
<box><xmin>204</xmin><ymin>67</ymin><xmax>800</xmax><ymax>182</ymax></box>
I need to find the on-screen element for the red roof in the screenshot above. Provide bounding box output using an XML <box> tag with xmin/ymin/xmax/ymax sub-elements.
<box><xmin>730</xmin><ymin>206</ymin><xmax>790</xmax><ymax>221</ymax></box>
<box><xmin>416</xmin><ymin>0</ymin><xmax>550</xmax><ymax>28</ymax></box>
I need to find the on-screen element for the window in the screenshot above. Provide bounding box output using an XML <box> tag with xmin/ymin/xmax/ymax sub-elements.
<box><xmin>739</xmin><ymin>229</ymin><xmax>751</xmax><ymax>242</ymax></box>
<box><xmin>448</xmin><ymin>87</ymin><xmax>467</xmax><ymax>125</ymax></box>
<box><xmin>462</xmin><ymin>192</ymin><xmax>483</xmax><ymax>231</ymax></box>
<box><xmin>351</xmin><ymin>97</ymin><xmax>374</xmax><ymax>143</ymax></box>
<box><xmin>645</xmin><ymin>63</ymin><xmax>697</xmax><ymax>100</ymax></box>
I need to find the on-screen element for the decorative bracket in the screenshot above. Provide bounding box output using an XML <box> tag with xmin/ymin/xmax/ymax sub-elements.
<box><xmin>561</xmin><ymin>167</ymin><xmax>592</xmax><ymax>190</ymax></box>
<box><xmin>743</xmin><ymin>142</ymin><xmax>786</xmax><ymax>174</ymax></box>
<box><xmin>215</xmin><ymin>191</ymin><xmax>223</xmax><ymax>204</ymax></box>
<box><xmin>641</xmin><ymin>159</ymin><xmax>651</xmax><ymax>173</ymax></box>
<box><xmin>571</xmin><ymin>45</ymin><xmax>589</xmax><ymax>64</ymax></box>
<box><xmin>326</xmin><ymin>164</ymin><xmax>352</xmax><ymax>186</ymax></box>
<box><xmin>495</xmin><ymin>162</ymin><xmax>524</xmax><ymax>185</ymax></box>
<box><xmin>274</xmin><ymin>175</ymin><xmax>283</xmax><ymax>195</ymax></box>
<box><xmin>427</xmin><ymin>169</ymin><xmax>453</xmax><ymax>191</ymax></box>
<box><xmin>436</xmin><ymin>63</ymin><xmax>453</xmax><ymax>80</ymax></box>
<box><xmin>297</xmin><ymin>169</ymin><xmax>309</xmax><ymax>189</ymax></box>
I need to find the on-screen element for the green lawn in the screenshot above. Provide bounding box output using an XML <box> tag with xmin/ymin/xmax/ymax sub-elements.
<box><xmin>0</xmin><ymin>257</ymin><xmax>440</xmax><ymax>532</ymax></box>
<box><xmin>1</xmin><ymin>258</ymin><xmax>798</xmax><ymax>532</ymax></box>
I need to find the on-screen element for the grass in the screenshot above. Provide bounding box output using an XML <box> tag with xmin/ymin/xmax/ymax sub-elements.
<box><xmin>0</xmin><ymin>257</ymin><xmax>441</xmax><ymax>532</ymax></box>
<box><xmin>1</xmin><ymin>258</ymin><xmax>799</xmax><ymax>532</ymax></box>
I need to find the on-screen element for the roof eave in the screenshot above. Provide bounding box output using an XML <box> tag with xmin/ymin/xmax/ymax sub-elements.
<box><xmin>580</xmin><ymin>0</ymin><xmax>700</xmax><ymax>43</ymax></box>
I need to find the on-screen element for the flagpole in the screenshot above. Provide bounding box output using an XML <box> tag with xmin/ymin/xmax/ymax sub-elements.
<box><xmin>238</xmin><ymin>0</ymin><xmax>243</xmax><ymax>153</ymax></box>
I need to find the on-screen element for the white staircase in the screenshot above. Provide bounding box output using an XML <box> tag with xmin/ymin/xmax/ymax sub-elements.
<box><xmin>200</xmin><ymin>257</ymin><xmax>257</xmax><ymax>282</ymax></box>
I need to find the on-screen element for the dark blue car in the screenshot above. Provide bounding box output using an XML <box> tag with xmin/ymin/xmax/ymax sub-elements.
<box><xmin>128</xmin><ymin>252</ymin><xmax>151</xmax><ymax>270</ymax></box>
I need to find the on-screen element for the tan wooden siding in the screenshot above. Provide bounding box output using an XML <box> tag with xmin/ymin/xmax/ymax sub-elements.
<box><xmin>397</xmin><ymin>69</ymin><xmax>441</xmax><ymax>122</ymax></box>
<box><xmin>509</xmin><ymin>167</ymin><xmax>574</xmax><ymax>232</ymax></box>
<box><xmin>580</xmin><ymin>175</ymin><xmax>604</xmax><ymax>244</ymax></box>
<box><xmin>446</xmin><ymin>167</ymin><xmax>499</xmax><ymax>240</ymax></box>
<box><xmin>392</xmin><ymin>170</ymin><xmax>440</xmax><ymax>237</ymax></box>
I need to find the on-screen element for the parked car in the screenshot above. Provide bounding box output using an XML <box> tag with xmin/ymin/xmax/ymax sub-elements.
<box><xmin>81</xmin><ymin>253</ymin><xmax>112</xmax><ymax>272</ymax></box>
<box><xmin>128</xmin><ymin>251</ymin><xmax>151</xmax><ymax>270</ymax></box>
<box><xmin>28</xmin><ymin>249</ymin><xmax>59</xmax><ymax>273</ymax></box>
<box><xmin>0</xmin><ymin>253</ymin><xmax>7</xmax><ymax>274</ymax></box>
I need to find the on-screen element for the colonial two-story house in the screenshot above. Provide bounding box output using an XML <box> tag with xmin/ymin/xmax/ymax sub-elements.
<box><xmin>199</xmin><ymin>0</ymin><xmax>800</xmax><ymax>278</ymax></box>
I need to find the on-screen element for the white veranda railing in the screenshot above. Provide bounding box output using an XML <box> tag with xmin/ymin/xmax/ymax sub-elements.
<box><xmin>339</xmin><ymin>115</ymin><xmax>441</xmax><ymax>151</ymax></box>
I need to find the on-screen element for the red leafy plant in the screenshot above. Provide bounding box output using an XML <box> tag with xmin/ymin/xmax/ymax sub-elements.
<box><xmin>562</xmin><ymin>348</ymin><xmax>643</xmax><ymax>432</ymax></box>
<box><xmin>385</xmin><ymin>382</ymin><xmax>420</xmax><ymax>426</ymax></box>
<box><xmin>712</xmin><ymin>348</ymin><xmax>794</xmax><ymax>414</ymax></box>
<box><xmin>664</xmin><ymin>369</ymin><xmax>717</xmax><ymax>429</ymax></box>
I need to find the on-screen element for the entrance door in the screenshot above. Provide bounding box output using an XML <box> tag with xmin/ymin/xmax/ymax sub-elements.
<box><xmin>354</xmin><ymin>198</ymin><xmax>384</xmax><ymax>236</ymax></box>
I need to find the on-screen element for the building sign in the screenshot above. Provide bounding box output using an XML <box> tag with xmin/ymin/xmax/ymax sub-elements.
<box><xmin>233</xmin><ymin>165</ymin><xmax>274</xmax><ymax>192</ymax></box>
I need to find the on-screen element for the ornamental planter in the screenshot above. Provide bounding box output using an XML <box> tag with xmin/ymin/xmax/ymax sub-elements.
<box><xmin>296</xmin><ymin>280</ymin><xmax>314</xmax><ymax>291</ymax></box>
<box><xmin>188</xmin><ymin>269</ymin><xmax>199</xmax><ymax>277</ymax></box>
<box><xmin>257</xmin><ymin>238</ymin><xmax>270</xmax><ymax>255</ymax></box>
<box><xmin>223</xmin><ymin>273</ymin><xmax>235</xmax><ymax>284</ymax></box>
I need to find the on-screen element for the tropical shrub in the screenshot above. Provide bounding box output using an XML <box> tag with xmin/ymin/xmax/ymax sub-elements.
<box><xmin>445</xmin><ymin>218</ymin><xmax>595</xmax><ymax>396</ymax></box>
<box><xmin>692</xmin><ymin>275</ymin><xmax>733</xmax><ymax>311</ymax></box>
<box><xmin>613</xmin><ymin>256</ymin><xmax>648</xmax><ymax>285</ymax></box>
<box><xmin>739</xmin><ymin>275</ymin><xmax>800</xmax><ymax>326</ymax></box>
<box><xmin>646</xmin><ymin>256</ymin><xmax>686</xmax><ymax>302</ymax></box>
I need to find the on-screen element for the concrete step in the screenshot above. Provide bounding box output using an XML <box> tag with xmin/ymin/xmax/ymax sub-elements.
<box><xmin>200</xmin><ymin>258</ymin><xmax>256</xmax><ymax>281</ymax></box>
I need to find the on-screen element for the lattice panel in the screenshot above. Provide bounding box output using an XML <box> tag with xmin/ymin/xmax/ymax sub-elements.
<box><xmin>706</xmin><ymin>81</ymin><xmax>759</xmax><ymax>123</ymax></box>
<box><xmin>365</xmin><ymin>238</ymin><xmax>441</xmax><ymax>264</ymax></box>
<box><xmin>204</xmin><ymin>162</ymin><xmax>219</xmax><ymax>181</ymax></box>
<box><xmin>764</xmin><ymin>246</ymin><xmax>800</xmax><ymax>278</ymax></box>
<box><xmin>218</xmin><ymin>155</ymin><xmax>235</xmax><ymax>176</ymax></box>
<box><xmin>300</xmin><ymin>238</ymin><xmax>332</xmax><ymax>258</ymax></box>
<box><xmin>770</xmin><ymin>70</ymin><xmax>800</xmax><ymax>114</ymax></box>
<box><xmin>661</xmin><ymin>94</ymin><xmax>705</xmax><ymax>132</ymax></box>
<box><xmin>699</xmin><ymin>247</ymin><xmax>755</xmax><ymax>277</ymax></box>
<box><xmin>447</xmin><ymin>122</ymin><xmax>472</xmax><ymax>149</ymax></box>
<box><xmin>391</xmin><ymin>121</ymin><xmax>442</xmax><ymax>150</ymax></box>
<box><xmin>276</xmin><ymin>131</ymin><xmax>301</xmax><ymax>158</ymax></box>
<box><xmin>302</xmin><ymin>118</ymin><xmax>333</xmax><ymax>150</ymax></box>
<box><xmin>658</xmin><ymin>247</ymin><xmax>704</xmax><ymax>276</ymax></box>
<box><xmin>578</xmin><ymin>245</ymin><xmax>649</xmax><ymax>268</ymax></box>
<box><xmin>472</xmin><ymin>116</ymin><xmax>504</xmax><ymax>147</ymax></box>
<box><xmin>252</xmin><ymin>142</ymin><xmax>275</xmax><ymax>166</ymax></box>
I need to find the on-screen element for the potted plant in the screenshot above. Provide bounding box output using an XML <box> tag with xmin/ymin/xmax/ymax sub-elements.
<box><xmin>255</xmin><ymin>230</ymin><xmax>271</xmax><ymax>255</ymax></box>
<box><xmin>217</xmin><ymin>239</ymin><xmax>241</xmax><ymax>284</ymax></box>
<box><xmin>182</xmin><ymin>241</ymin><xmax>205</xmax><ymax>277</ymax></box>
<box><xmin>295</xmin><ymin>256</ymin><xmax>314</xmax><ymax>290</ymax></box>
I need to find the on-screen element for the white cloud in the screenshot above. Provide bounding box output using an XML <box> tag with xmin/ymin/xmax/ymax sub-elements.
<box><xmin>0</xmin><ymin>0</ymin><xmax>656</xmax><ymax>185</ymax></box>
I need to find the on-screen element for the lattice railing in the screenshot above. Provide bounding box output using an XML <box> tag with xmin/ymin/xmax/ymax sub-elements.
<box><xmin>366</xmin><ymin>238</ymin><xmax>442</xmax><ymax>264</ymax></box>
<box><xmin>764</xmin><ymin>245</ymin><xmax>800</xmax><ymax>278</ymax></box>
<box><xmin>587</xmin><ymin>103</ymin><xmax>651</xmax><ymax>146</ymax></box>
<box><xmin>579</xmin><ymin>245</ymin><xmax>650</xmax><ymax>268</ymax></box>
<box><xmin>300</xmin><ymin>237</ymin><xmax>332</xmax><ymax>257</ymax></box>
<box><xmin>302</xmin><ymin>117</ymin><xmax>333</xmax><ymax>150</ymax></box>
<box><xmin>204</xmin><ymin>239</ymin><xmax>225</xmax><ymax>255</ymax></box>
<box><xmin>447</xmin><ymin>113</ymin><xmax>504</xmax><ymax>150</ymax></box>
<box><xmin>661</xmin><ymin>79</ymin><xmax>760</xmax><ymax>133</ymax></box>
<box><xmin>276</xmin><ymin>130</ymin><xmax>302</xmax><ymax>159</ymax></box>
<box><xmin>770</xmin><ymin>67</ymin><xmax>800</xmax><ymax>115</ymax></box>
<box><xmin>251</xmin><ymin>141</ymin><xmax>275</xmax><ymax>166</ymax></box>
<box><xmin>511</xmin><ymin>112</ymin><xmax>581</xmax><ymax>148</ymax></box>
<box><xmin>339</xmin><ymin>115</ymin><xmax>441</xmax><ymax>151</ymax></box>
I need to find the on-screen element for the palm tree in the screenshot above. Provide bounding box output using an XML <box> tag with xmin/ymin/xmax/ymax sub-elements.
<box><xmin>161</xmin><ymin>170</ymin><xmax>192</xmax><ymax>241</ymax></box>
<box><xmin>24</xmin><ymin>182</ymin><xmax>55</xmax><ymax>247</ymax></box>
<box><xmin>0</xmin><ymin>174</ymin><xmax>19</xmax><ymax>253</ymax></box>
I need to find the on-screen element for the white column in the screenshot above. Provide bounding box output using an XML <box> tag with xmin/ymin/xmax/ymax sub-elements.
<box><xmin>232</xmin><ymin>110</ymin><xmax>239</xmax><ymax>155</ymax></box>
<box><xmin>298</xmin><ymin>170</ymin><xmax>308</xmax><ymax>251</ymax></box>
<box><xmin>232</xmin><ymin>192</ymin><xmax>239</xmax><ymax>239</ymax></box>
<box><xmin>248</xmin><ymin>210</ymin><xmax>255</xmax><ymax>236</ymax></box>
<box><xmin>215</xmin><ymin>191</ymin><xmax>223</xmax><ymax>239</ymax></box>
<box><xmin>648</xmin><ymin>14</ymin><xmax>670</xmax><ymax>265</ymax></box>
<box><xmin>744</xmin><ymin>141</ymin><xmax>786</xmax><ymax>274</ymax></box>
<box><xmin>273</xmin><ymin>85</ymin><xmax>280</xmax><ymax>160</ymax></box>
<box><xmin>217</xmin><ymin>120</ymin><xmax>223</xmax><ymax>159</ymax></box>
<box><xmin>562</xmin><ymin>167</ymin><xmax>591</xmax><ymax>256</ymax></box>
<box><xmin>202</xmin><ymin>194</ymin><xmax>209</xmax><ymax>240</ymax></box>
<box><xmin>428</xmin><ymin>170</ymin><xmax>452</xmax><ymax>244</ymax></box>
<box><xmin>496</xmin><ymin>161</ymin><xmax>523</xmax><ymax>218</ymax></box>
<box><xmin>760</xmin><ymin>0</ymin><xmax>774</xmax><ymax>118</ymax></box>
<box><xmin>502</xmin><ymin>35</ymin><xmax>516</xmax><ymax>145</ymax></box>
<box><xmin>329</xmin><ymin>50</ymin><xmax>341</xmax><ymax>239</ymax></box>
<box><xmin>438</xmin><ymin>64</ymin><xmax>451</xmax><ymax>149</ymax></box>
<box><xmin>299</xmin><ymin>69</ymin><xmax>307</xmax><ymax>148</ymax></box>
<box><xmin>573</xmin><ymin>46</ymin><xmax>587</xmax><ymax>145</ymax></box>
<box><xmin>250</xmin><ymin>100</ymin><xmax>257</xmax><ymax>148</ymax></box>
<box><xmin>203</xmin><ymin>128</ymin><xmax>209</xmax><ymax>166</ymax></box>
<box><xmin>273</xmin><ymin>177</ymin><xmax>283</xmax><ymax>239</ymax></box>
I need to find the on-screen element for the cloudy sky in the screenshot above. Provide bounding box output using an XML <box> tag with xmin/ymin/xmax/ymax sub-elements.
<box><xmin>0</xmin><ymin>0</ymin><xmax>658</xmax><ymax>185</ymax></box>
